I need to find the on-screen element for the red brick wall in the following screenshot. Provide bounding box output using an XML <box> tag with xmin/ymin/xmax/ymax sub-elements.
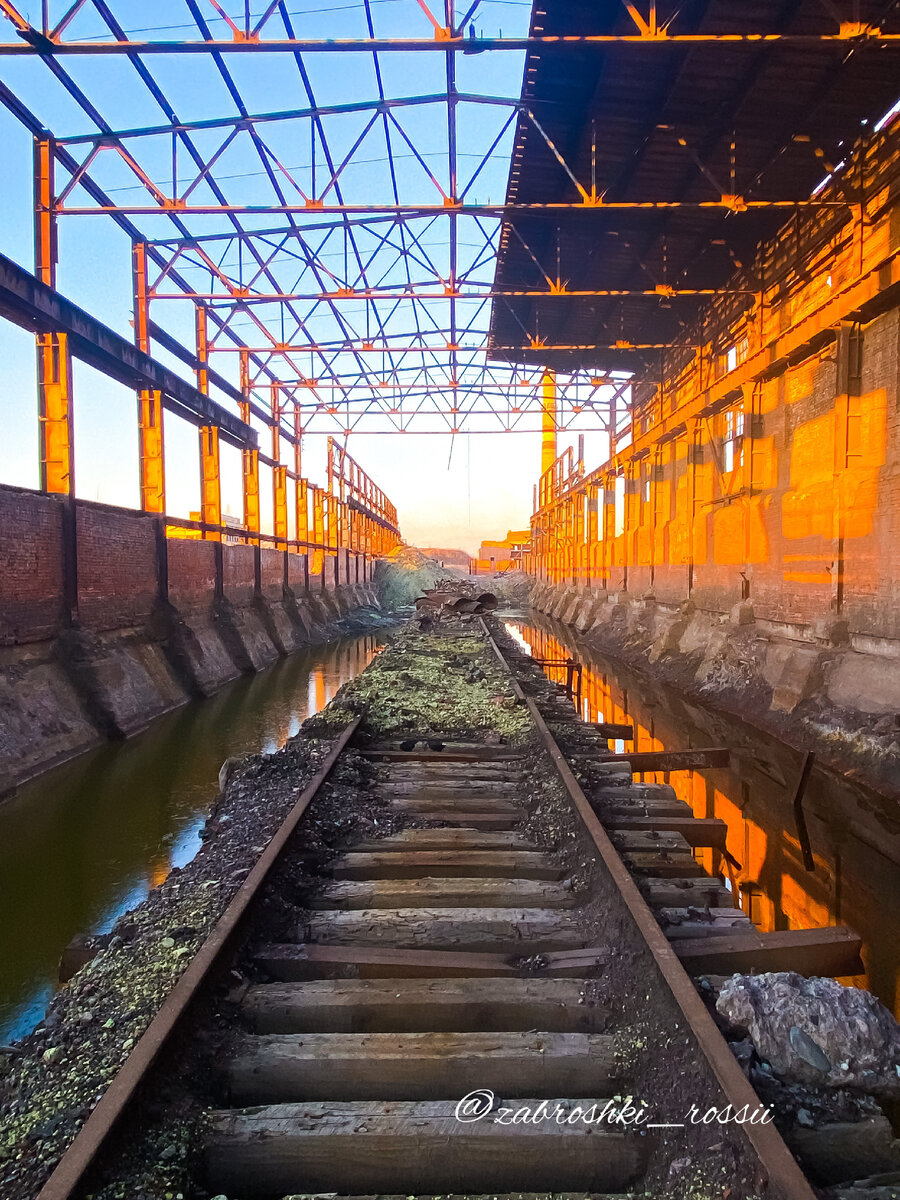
<box><xmin>0</xmin><ymin>485</ymin><xmax>65</xmax><ymax>644</ymax></box>
<box><xmin>222</xmin><ymin>544</ymin><xmax>256</xmax><ymax>605</ymax></box>
<box><xmin>76</xmin><ymin>502</ymin><xmax>160</xmax><ymax>631</ymax></box>
<box><xmin>167</xmin><ymin>538</ymin><xmax>218</xmax><ymax>614</ymax></box>
<box><xmin>0</xmin><ymin>486</ymin><xmax>371</xmax><ymax>647</ymax></box>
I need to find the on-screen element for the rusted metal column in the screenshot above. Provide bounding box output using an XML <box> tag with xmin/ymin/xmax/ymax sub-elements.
<box><xmin>270</xmin><ymin>384</ymin><xmax>288</xmax><ymax>547</ymax></box>
<box><xmin>199</xmin><ymin>425</ymin><xmax>222</xmax><ymax>540</ymax></box>
<box><xmin>587</xmin><ymin>483</ymin><xmax>599</xmax><ymax>588</ymax></box>
<box><xmin>541</xmin><ymin>369</ymin><xmax>556</xmax><ymax>478</ymax></box>
<box><xmin>132</xmin><ymin>240</ymin><xmax>165</xmax><ymax>513</ymax></box>
<box><xmin>326</xmin><ymin>492</ymin><xmax>339</xmax><ymax>584</ymax></box>
<box><xmin>238</xmin><ymin>348</ymin><xmax>260</xmax><ymax>544</ymax></box>
<box><xmin>195</xmin><ymin>306</ymin><xmax>221</xmax><ymax>541</ymax></box>
<box><xmin>311</xmin><ymin>484</ymin><xmax>325</xmax><ymax>577</ymax></box>
<box><xmin>34</xmin><ymin>134</ymin><xmax>74</xmax><ymax>497</ymax></box>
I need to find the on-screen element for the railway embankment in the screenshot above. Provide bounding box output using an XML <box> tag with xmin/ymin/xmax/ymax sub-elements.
<box><xmin>3</xmin><ymin>619</ymin><xmax>899</xmax><ymax>1199</ymax></box>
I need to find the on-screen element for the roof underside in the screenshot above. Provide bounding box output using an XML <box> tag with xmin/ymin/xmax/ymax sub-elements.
<box><xmin>488</xmin><ymin>0</ymin><xmax>900</xmax><ymax>376</ymax></box>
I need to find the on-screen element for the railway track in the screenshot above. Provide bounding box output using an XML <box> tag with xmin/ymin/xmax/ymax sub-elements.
<box><xmin>29</xmin><ymin>619</ymin><xmax>859</xmax><ymax>1200</ymax></box>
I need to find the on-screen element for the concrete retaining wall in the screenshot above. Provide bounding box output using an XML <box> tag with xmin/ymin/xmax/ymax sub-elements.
<box><xmin>529</xmin><ymin>578</ymin><xmax>900</xmax><ymax>796</ymax></box>
<box><xmin>0</xmin><ymin>484</ymin><xmax>382</xmax><ymax>793</ymax></box>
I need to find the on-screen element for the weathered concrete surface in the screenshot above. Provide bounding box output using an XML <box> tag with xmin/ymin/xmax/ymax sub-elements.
<box><xmin>0</xmin><ymin>580</ymin><xmax>383</xmax><ymax>795</ymax></box>
<box><xmin>529</xmin><ymin>579</ymin><xmax>900</xmax><ymax>797</ymax></box>
<box><xmin>0</xmin><ymin>645</ymin><xmax>99</xmax><ymax>785</ymax></box>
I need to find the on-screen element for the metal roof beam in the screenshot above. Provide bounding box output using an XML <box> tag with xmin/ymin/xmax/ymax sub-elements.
<box><xmin>1</xmin><ymin>34</ymin><xmax>897</xmax><ymax>53</ymax></box>
<box><xmin>0</xmin><ymin>250</ymin><xmax>255</xmax><ymax>449</ymax></box>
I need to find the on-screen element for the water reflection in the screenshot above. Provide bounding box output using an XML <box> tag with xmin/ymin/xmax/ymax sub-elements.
<box><xmin>508</xmin><ymin>614</ymin><xmax>900</xmax><ymax>1017</ymax></box>
<box><xmin>0</xmin><ymin>633</ymin><xmax>383</xmax><ymax>1041</ymax></box>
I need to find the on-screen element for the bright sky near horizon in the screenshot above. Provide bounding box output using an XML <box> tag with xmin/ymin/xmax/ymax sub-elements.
<box><xmin>0</xmin><ymin>0</ymin><xmax>618</xmax><ymax>554</ymax></box>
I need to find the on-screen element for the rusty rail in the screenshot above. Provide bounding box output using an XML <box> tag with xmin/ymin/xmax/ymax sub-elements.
<box><xmin>34</xmin><ymin>716</ymin><xmax>363</xmax><ymax>1200</ymax></box>
<box><xmin>481</xmin><ymin>618</ymin><xmax>818</xmax><ymax>1200</ymax></box>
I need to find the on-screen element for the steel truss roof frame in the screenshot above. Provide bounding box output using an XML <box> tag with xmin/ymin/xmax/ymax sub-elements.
<box><xmin>4</xmin><ymin>2</ymin><xmax>895</xmax><ymax>438</ymax></box>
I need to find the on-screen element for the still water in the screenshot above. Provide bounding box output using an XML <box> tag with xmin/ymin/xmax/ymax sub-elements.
<box><xmin>507</xmin><ymin>613</ymin><xmax>900</xmax><ymax>1018</ymax></box>
<box><xmin>0</xmin><ymin>633</ymin><xmax>384</xmax><ymax>1042</ymax></box>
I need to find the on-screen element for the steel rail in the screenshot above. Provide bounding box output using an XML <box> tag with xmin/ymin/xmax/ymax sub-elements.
<box><xmin>480</xmin><ymin>618</ymin><xmax>819</xmax><ymax>1200</ymax></box>
<box><xmin>33</xmin><ymin>715</ymin><xmax>363</xmax><ymax>1200</ymax></box>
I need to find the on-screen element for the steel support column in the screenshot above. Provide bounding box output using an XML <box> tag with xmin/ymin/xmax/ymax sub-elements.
<box><xmin>239</xmin><ymin>348</ymin><xmax>260</xmax><ymax>543</ymax></box>
<box><xmin>270</xmin><ymin>384</ymin><xmax>288</xmax><ymax>546</ymax></box>
<box><xmin>311</xmin><ymin>485</ymin><xmax>325</xmax><ymax>577</ymax></box>
<box><xmin>196</xmin><ymin>306</ymin><xmax>221</xmax><ymax>540</ymax></box>
<box><xmin>34</xmin><ymin>134</ymin><xmax>74</xmax><ymax>496</ymax></box>
<box><xmin>541</xmin><ymin>369</ymin><xmax>556</xmax><ymax>479</ymax></box>
<box><xmin>132</xmin><ymin>240</ymin><xmax>165</xmax><ymax>513</ymax></box>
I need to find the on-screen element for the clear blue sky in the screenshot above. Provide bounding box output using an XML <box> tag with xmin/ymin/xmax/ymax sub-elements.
<box><xmin>0</xmin><ymin>0</ymin><xmax>618</xmax><ymax>552</ymax></box>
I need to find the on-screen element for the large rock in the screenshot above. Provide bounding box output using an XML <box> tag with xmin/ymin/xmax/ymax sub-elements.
<box><xmin>717</xmin><ymin>972</ymin><xmax>900</xmax><ymax>1096</ymax></box>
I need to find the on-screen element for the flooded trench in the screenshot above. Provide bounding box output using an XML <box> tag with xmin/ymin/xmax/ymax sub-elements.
<box><xmin>0</xmin><ymin>632</ymin><xmax>385</xmax><ymax>1042</ymax></box>
<box><xmin>507</xmin><ymin>612</ymin><xmax>900</xmax><ymax>1019</ymax></box>
<box><xmin>5</xmin><ymin>611</ymin><xmax>898</xmax><ymax>1045</ymax></box>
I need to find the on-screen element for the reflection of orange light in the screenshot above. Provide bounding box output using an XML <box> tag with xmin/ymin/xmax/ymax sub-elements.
<box><xmin>781</xmin><ymin>870</ymin><xmax>830</xmax><ymax>930</ymax></box>
<box><xmin>514</xmin><ymin>620</ymin><xmax>882</xmax><ymax>994</ymax></box>
<box><xmin>149</xmin><ymin>856</ymin><xmax>170</xmax><ymax>889</ymax></box>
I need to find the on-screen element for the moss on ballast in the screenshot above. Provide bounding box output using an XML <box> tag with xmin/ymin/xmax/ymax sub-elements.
<box><xmin>320</xmin><ymin>625</ymin><xmax>532</xmax><ymax>743</ymax></box>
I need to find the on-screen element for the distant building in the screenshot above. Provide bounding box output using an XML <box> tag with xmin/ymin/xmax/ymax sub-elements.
<box><xmin>472</xmin><ymin>529</ymin><xmax>531</xmax><ymax>575</ymax></box>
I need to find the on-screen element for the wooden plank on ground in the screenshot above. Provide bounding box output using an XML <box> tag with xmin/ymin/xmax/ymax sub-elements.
<box><xmin>364</xmin><ymin>748</ymin><xmax>524</xmax><ymax>762</ymax></box>
<box><xmin>224</xmin><ymin>1030</ymin><xmax>617</xmax><ymax>1102</ymax></box>
<box><xmin>351</xmin><ymin>829</ymin><xmax>536</xmax><ymax>852</ymax></box>
<box><xmin>240</xmin><ymin>977</ymin><xmax>610</xmax><ymax>1034</ymax></box>
<box><xmin>387</xmin><ymin>796</ymin><xmax>522</xmax><ymax>815</ymax></box>
<box><xmin>609</xmin><ymin>830</ymin><xmax>694</xmax><ymax>855</ymax></box>
<box><xmin>622</xmin><ymin>852</ymin><xmax>709</xmax><ymax>878</ymax></box>
<box><xmin>379</xmin><ymin>768</ymin><xmax>525</xmax><ymax>787</ymax></box>
<box><xmin>311</xmin><ymin>877</ymin><xmax>575</xmax><ymax>911</ymax></box>
<box><xmin>377</xmin><ymin>780</ymin><xmax>520</xmax><ymax>796</ymax></box>
<box><xmin>331</xmin><ymin>851</ymin><xmax>562</xmax><ymax>881</ymax></box>
<box><xmin>593</xmin><ymin>783</ymin><xmax>680</xmax><ymax>802</ymax></box>
<box><xmin>657</xmin><ymin>908</ymin><xmax>752</xmax><ymax>939</ymax></box>
<box><xmin>640</xmin><ymin>877</ymin><xmax>734</xmax><ymax>908</ymax></box>
<box><xmin>254</xmin><ymin>943</ymin><xmax>609</xmax><ymax>980</ymax></box>
<box><xmin>675</xmin><ymin>926</ymin><xmax>864</xmax><ymax>977</ymax></box>
<box><xmin>304</xmin><ymin>907</ymin><xmax>585</xmax><ymax>953</ymax></box>
<box><xmin>576</xmin><ymin>748</ymin><xmax>731</xmax><ymax>771</ymax></box>
<box><xmin>601</xmin><ymin>799</ymin><xmax>693</xmax><ymax>819</ymax></box>
<box><xmin>606</xmin><ymin>816</ymin><xmax>729</xmax><ymax>850</ymax></box>
<box><xmin>205</xmin><ymin>1099</ymin><xmax>647</xmax><ymax>1196</ymax></box>
<box><xmin>389</xmin><ymin>811</ymin><xmax>520</xmax><ymax>831</ymax></box>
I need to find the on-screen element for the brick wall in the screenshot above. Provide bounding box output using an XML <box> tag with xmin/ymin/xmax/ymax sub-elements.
<box><xmin>222</xmin><ymin>545</ymin><xmax>257</xmax><ymax>606</ymax></box>
<box><xmin>0</xmin><ymin>485</ymin><xmax>369</xmax><ymax>646</ymax></box>
<box><xmin>0</xmin><ymin>485</ymin><xmax>65</xmax><ymax>644</ymax></box>
<box><xmin>76</xmin><ymin>502</ymin><xmax>160</xmax><ymax>631</ymax></box>
<box><xmin>259</xmin><ymin>547</ymin><xmax>285</xmax><ymax>601</ymax></box>
<box><xmin>287</xmin><ymin>551</ymin><xmax>309</xmax><ymax>592</ymax></box>
<box><xmin>167</xmin><ymin>538</ymin><xmax>218</xmax><ymax>614</ymax></box>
